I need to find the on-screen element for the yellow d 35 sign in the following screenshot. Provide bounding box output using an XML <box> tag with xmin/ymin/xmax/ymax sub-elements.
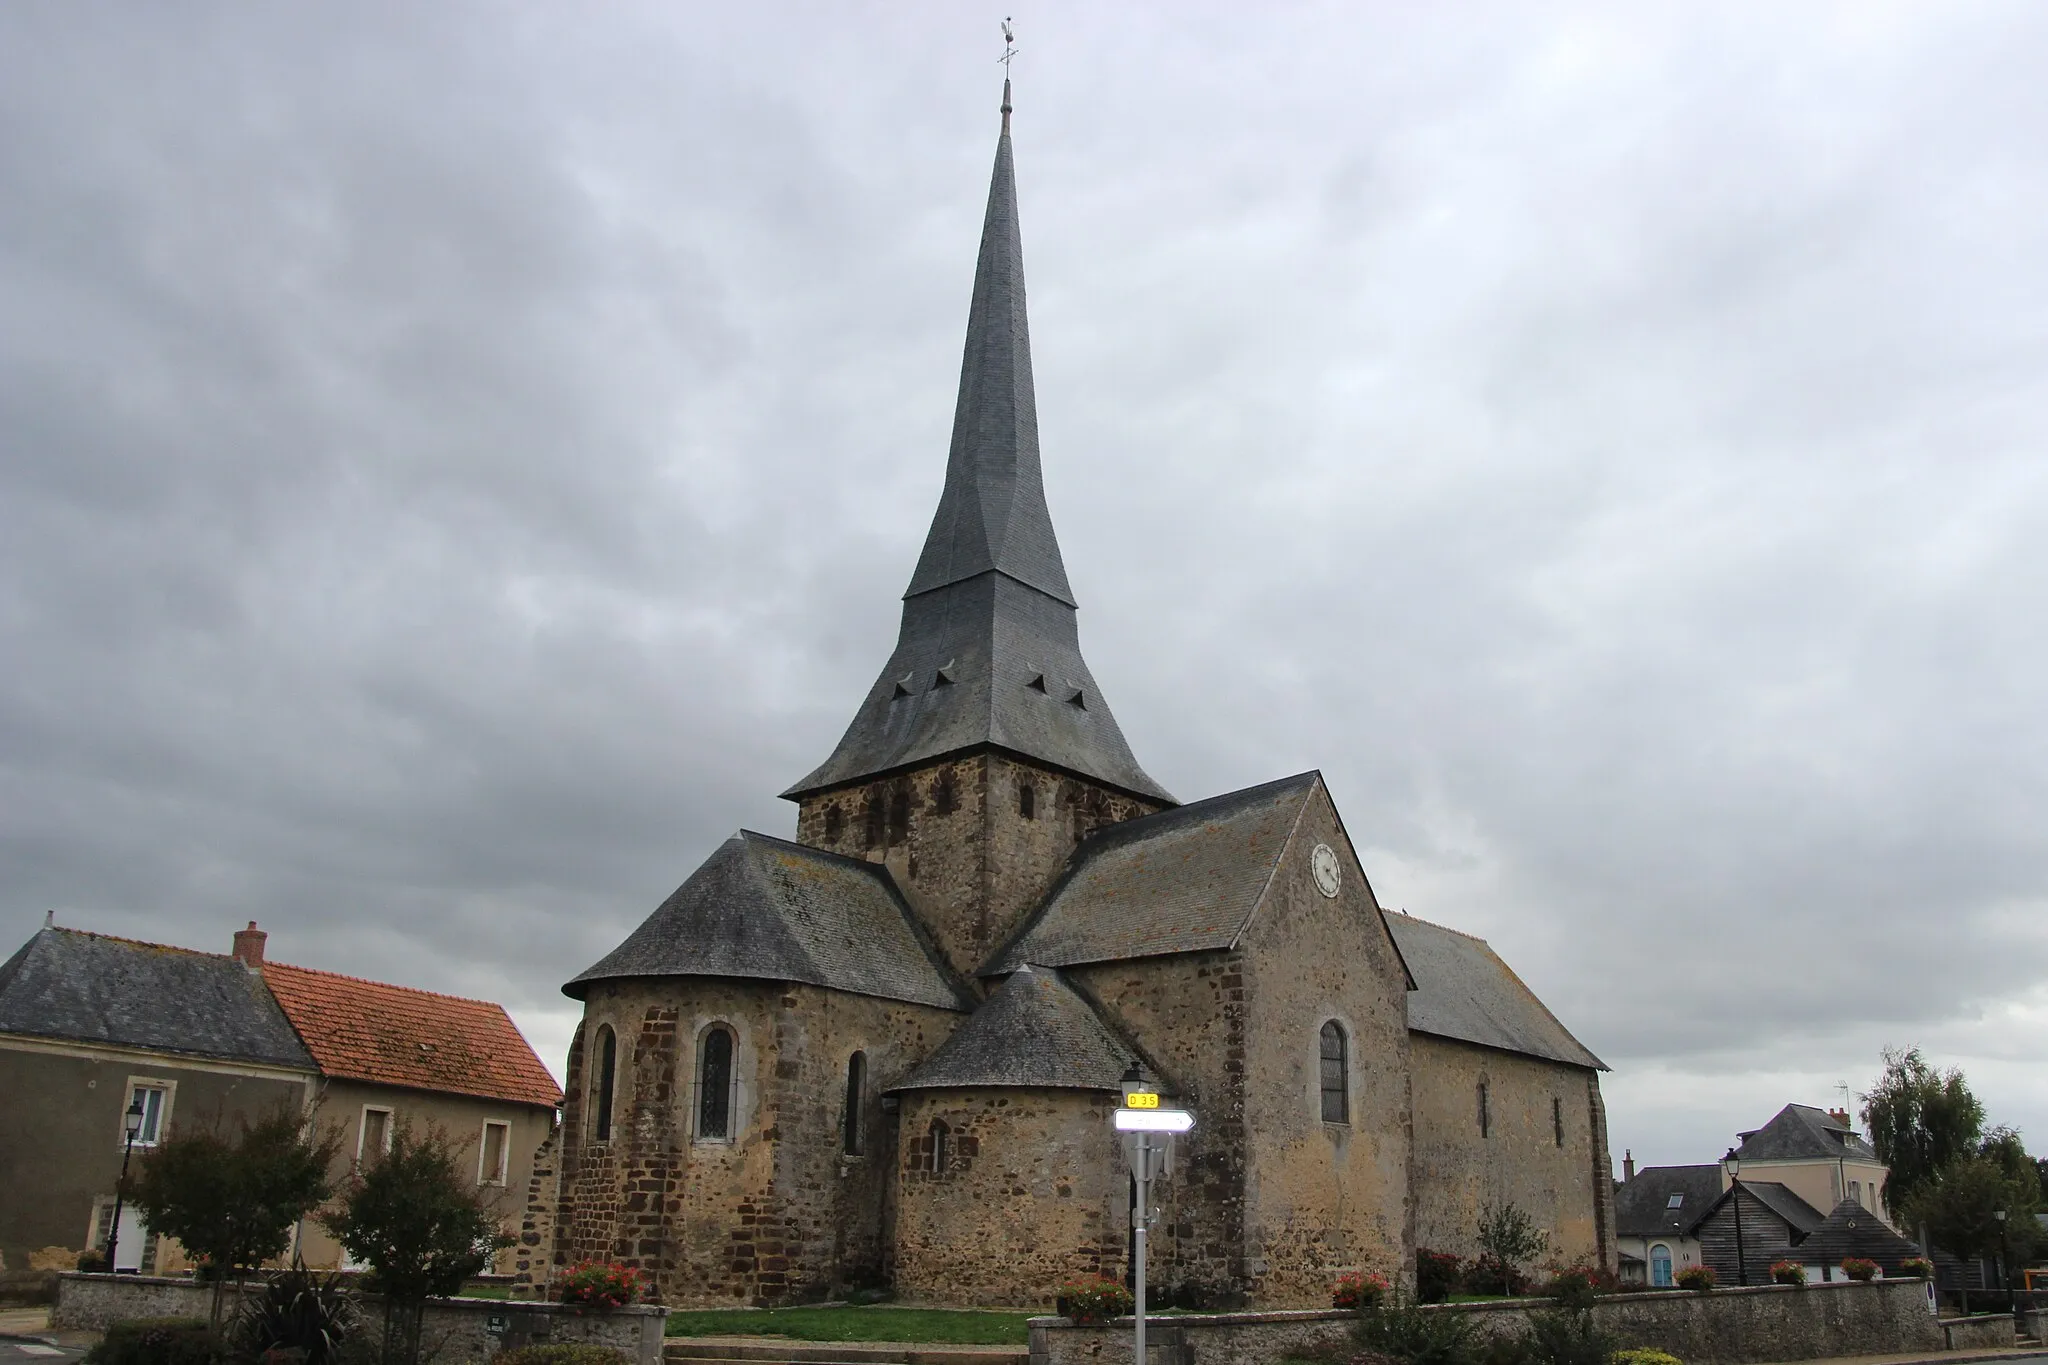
<box><xmin>1126</xmin><ymin>1091</ymin><xmax>1160</xmax><ymax>1108</ymax></box>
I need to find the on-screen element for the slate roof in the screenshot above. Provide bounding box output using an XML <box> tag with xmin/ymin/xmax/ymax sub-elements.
<box><xmin>1614</xmin><ymin>1164</ymin><xmax>1725</xmax><ymax>1239</ymax></box>
<box><xmin>261</xmin><ymin>962</ymin><xmax>560</xmax><ymax>1109</ymax></box>
<box><xmin>984</xmin><ymin>773</ymin><xmax>1322</xmax><ymax>973</ymax></box>
<box><xmin>1793</xmin><ymin>1199</ymin><xmax>1921</xmax><ymax>1272</ymax></box>
<box><xmin>0</xmin><ymin>926</ymin><xmax>314</xmax><ymax>1070</ymax></box>
<box><xmin>784</xmin><ymin>110</ymin><xmax>1169</xmax><ymax>806</ymax></box>
<box><xmin>1735</xmin><ymin>1104</ymin><xmax>1879</xmax><ymax>1162</ymax></box>
<box><xmin>1386</xmin><ymin>914</ymin><xmax>1606</xmax><ymax>1071</ymax></box>
<box><xmin>891</xmin><ymin>964</ymin><xmax>1145</xmax><ymax>1093</ymax></box>
<box><xmin>565</xmin><ymin>831</ymin><xmax>969</xmax><ymax>1011</ymax></box>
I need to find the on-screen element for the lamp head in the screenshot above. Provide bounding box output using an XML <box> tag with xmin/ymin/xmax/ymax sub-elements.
<box><xmin>1721</xmin><ymin>1147</ymin><xmax>1740</xmax><ymax>1179</ymax></box>
<box><xmin>124</xmin><ymin>1096</ymin><xmax>146</xmax><ymax>1140</ymax></box>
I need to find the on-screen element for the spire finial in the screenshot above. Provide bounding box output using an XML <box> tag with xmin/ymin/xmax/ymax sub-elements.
<box><xmin>999</xmin><ymin>18</ymin><xmax>1016</xmax><ymax>135</ymax></box>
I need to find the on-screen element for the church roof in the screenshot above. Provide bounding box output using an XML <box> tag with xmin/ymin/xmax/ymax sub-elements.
<box><xmin>1734</xmin><ymin>1104</ymin><xmax>1879</xmax><ymax>1162</ymax></box>
<box><xmin>890</xmin><ymin>963</ymin><xmax>1145</xmax><ymax>1093</ymax></box>
<box><xmin>564</xmin><ymin>832</ymin><xmax>970</xmax><ymax>1011</ymax></box>
<box><xmin>1386</xmin><ymin>914</ymin><xmax>1606</xmax><ymax>1071</ymax></box>
<box><xmin>783</xmin><ymin>97</ymin><xmax>1169</xmax><ymax>806</ymax></box>
<box><xmin>0</xmin><ymin>925</ymin><xmax>315</xmax><ymax>1071</ymax></box>
<box><xmin>984</xmin><ymin>773</ymin><xmax>1322</xmax><ymax>973</ymax></box>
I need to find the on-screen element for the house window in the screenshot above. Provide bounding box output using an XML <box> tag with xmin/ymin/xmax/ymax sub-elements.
<box><xmin>1477</xmin><ymin>1081</ymin><xmax>1490</xmax><ymax>1138</ymax></box>
<box><xmin>928</xmin><ymin>1118</ymin><xmax>950</xmax><ymax>1174</ymax></box>
<box><xmin>1650</xmin><ymin>1244</ymin><xmax>1673</xmax><ymax>1288</ymax></box>
<box><xmin>1666</xmin><ymin>1193</ymin><xmax>1685</xmax><ymax>1210</ymax></box>
<box><xmin>1849</xmin><ymin>1179</ymin><xmax>1860</xmax><ymax>1206</ymax></box>
<box><xmin>842</xmin><ymin>1052</ymin><xmax>866</xmax><ymax>1157</ymax></box>
<box><xmin>478</xmin><ymin>1121</ymin><xmax>510</xmax><ymax>1186</ymax></box>
<box><xmin>1018</xmin><ymin>781</ymin><xmax>1036</xmax><ymax>820</ymax></box>
<box><xmin>697</xmin><ymin>1025</ymin><xmax>736</xmax><ymax>1140</ymax></box>
<box><xmin>125</xmin><ymin>1082</ymin><xmax>169</xmax><ymax>1148</ymax></box>
<box><xmin>358</xmin><ymin>1107</ymin><xmax>393</xmax><ymax>1163</ymax></box>
<box><xmin>1553</xmin><ymin>1097</ymin><xmax>1564</xmax><ymax>1148</ymax></box>
<box><xmin>1318</xmin><ymin>1021</ymin><xmax>1348</xmax><ymax>1124</ymax></box>
<box><xmin>592</xmin><ymin>1025</ymin><xmax>617</xmax><ymax>1142</ymax></box>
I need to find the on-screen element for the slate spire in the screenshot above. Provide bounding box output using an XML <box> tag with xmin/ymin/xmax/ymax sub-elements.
<box><xmin>904</xmin><ymin>79</ymin><xmax>1074</xmax><ymax>607</ymax></box>
<box><xmin>784</xmin><ymin>91</ymin><xmax>1170</xmax><ymax>805</ymax></box>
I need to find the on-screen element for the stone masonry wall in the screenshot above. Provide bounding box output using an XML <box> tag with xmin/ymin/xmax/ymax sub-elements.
<box><xmin>892</xmin><ymin>1089</ymin><xmax>1124</xmax><ymax>1306</ymax></box>
<box><xmin>1028</xmin><ymin>1279</ymin><xmax>1944</xmax><ymax>1365</ymax></box>
<box><xmin>1236</xmin><ymin>785</ymin><xmax>1414</xmax><ymax>1306</ymax></box>
<box><xmin>510</xmin><ymin>1121</ymin><xmax>559</xmax><ymax>1297</ymax></box>
<box><xmin>795</xmin><ymin>752</ymin><xmax>1163</xmax><ymax>982</ymax></box>
<box><xmin>555</xmin><ymin>977</ymin><xmax>960</xmax><ymax>1307</ymax></box>
<box><xmin>1408</xmin><ymin>1033</ymin><xmax>1608</xmax><ymax>1268</ymax></box>
<box><xmin>1072</xmin><ymin>951</ymin><xmax>1250</xmax><ymax>1305</ymax></box>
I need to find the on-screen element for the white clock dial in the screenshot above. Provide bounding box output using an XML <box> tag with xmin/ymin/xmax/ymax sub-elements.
<box><xmin>1312</xmin><ymin>843</ymin><xmax>1342</xmax><ymax>898</ymax></box>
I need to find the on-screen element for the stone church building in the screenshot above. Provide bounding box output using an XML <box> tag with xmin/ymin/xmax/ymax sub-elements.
<box><xmin>518</xmin><ymin>90</ymin><xmax>1614</xmax><ymax>1309</ymax></box>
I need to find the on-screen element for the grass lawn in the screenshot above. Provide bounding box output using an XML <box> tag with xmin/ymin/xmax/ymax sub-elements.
<box><xmin>663</xmin><ymin>1305</ymin><xmax>1035</xmax><ymax>1345</ymax></box>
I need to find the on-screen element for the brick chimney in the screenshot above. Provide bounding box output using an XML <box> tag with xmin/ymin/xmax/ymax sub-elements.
<box><xmin>1828</xmin><ymin>1108</ymin><xmax>1851</xmax><ymax>1128</ymax></box>
<box><xmin>232</xmin><ymin>920</ymin><xmax>267</xmax><ymax>969</ymax></box>
<box><xmin>1623</xmin><ymin>1149</ymin><xmax>1636</xmax><ymax>1182</ymax></box>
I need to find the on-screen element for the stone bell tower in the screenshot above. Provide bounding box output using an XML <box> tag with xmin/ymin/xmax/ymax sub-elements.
<box><xmin>784</xmin><ymin>82</ymin><xmax>1173</xmax><ymax>983</ymax></box>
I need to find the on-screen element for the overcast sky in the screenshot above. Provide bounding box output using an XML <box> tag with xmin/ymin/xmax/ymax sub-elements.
<box><xmin>5</xmin><ymin>2</ymin><xmax>2046</xmax><ymax>1174</ymax></box>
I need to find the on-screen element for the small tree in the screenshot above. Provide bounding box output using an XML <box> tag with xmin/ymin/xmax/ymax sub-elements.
<box><xmin>125</xmin><ymin>1103</ymin><xmax>339</xmax><ymax>1333</ymax></box>
<box><xmin>320</xmin><ymin>1123</ymin><xmax>509</xmax><ymax>1365</ymax></box>
<box><xmin>1861</xmin><ymin>1047</ymin><xmax>1985</xmax><ymax>1219</ymax></box>
<box><xmin>1905</xmin><ymin>1153</ymin><xmax>2041</xmax><ymax>1312</ymax></box>
<box><xmin>1474</xmin><ymin>1200</ymin><xmax>1549</xmax><ymax>1295</ymax></box>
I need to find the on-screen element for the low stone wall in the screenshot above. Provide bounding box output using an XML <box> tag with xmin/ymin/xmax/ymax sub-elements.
<box><xmin>1028</xmin><ymin>1279</ymin><xmax>1944</xmax><ymax>1365</ymax></box>
<box><xmin>1940</xmin><ymin>1315</ymin><xmax>2014</xmax><ymax>1351</ymax></box>
<box><xmin>53</xmin><ymin>1272</ymin><xmax>667</xmax><ymax>1365</ymax></box>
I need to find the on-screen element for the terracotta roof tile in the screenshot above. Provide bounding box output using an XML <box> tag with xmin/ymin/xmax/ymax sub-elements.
<box><xmin>262</xmin><ymin>961</ymin><xmax>560</xmax><ymax>1110</ymax></box>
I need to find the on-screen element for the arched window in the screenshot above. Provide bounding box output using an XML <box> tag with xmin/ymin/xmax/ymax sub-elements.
<box><xmin>1319</xmin><ymin>1021</ymin><xmax>1348</xmax><ymax>1124</ymax></box>
<box><xmin>823</xmin><ymin>804</ymin><xmax>844</xmax><ymax>841</ymax></box>
<box><xmin>863</xmin><ymin>794</ymin><xmax>883</xmax><ymax>849</ymax></box>
<box><xmin>697</xmin><ymin>1026</ymin><xmax>735</xmax><ymax>1140</ymax></box>
<box><xmin>888</xmin><ymin>789</ymin><xmax>910</xmax><ymax>844</ymax></box>
<box><xmin>1553</xmin><ymin>1097</ymin><xmax>1565</xmax><ymax>1147</ymax></box>
<box><xmin>1018</xmin><ymin>781</ymin><xmax>1036</xmax><ymax>820</ymax></box>
<box><xmin>1477</xmin><ymin>1080</ymin><xmax>1491</xmax><ymax>1138</ymax></box>
<box><xmin>592</xmin><ymin>1025</ymin><xmax>617</xmax><ymax>1142</ymax></box>
<box><xmin>928</xmin><ymin>1118</ymin><xmax>950</xmax><ymax>1174</ymax></box>
<box><xmin>933</xmin><ymin>773</ymin><xmax>956</xmax><ymax>816</ymax></box>
<box><xmin>842</xmin><ymin>1052</ymin><xmax>866</xmax><ymax>1156</ymax></box>
<box><xmin>1650</xmin><ymin>1244</ymin><xmax>1673</xmax><ymax>1288</ymax></box>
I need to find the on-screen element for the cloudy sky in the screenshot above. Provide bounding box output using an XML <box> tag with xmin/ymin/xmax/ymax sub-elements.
<box><xmin>5</xmin><ymin>2</ymin><xmax>2046</xmax><ymax>1173</ymax></box>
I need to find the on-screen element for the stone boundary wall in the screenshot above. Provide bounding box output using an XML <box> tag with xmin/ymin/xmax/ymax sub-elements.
<box><xmin>1028</xmin><ymin>1279</ymin><xmax>1944</xmax><ymax>1365</ymax></box>
<box><xmin>54</xmin><ymin>1272</ymin><xmax>667</xmax><ymax>1365</ymax></box>
<box><xmin>1940</xmin><ymin>1315</ymin><xmax>2015</xmax><ymax>1351</ymax></box>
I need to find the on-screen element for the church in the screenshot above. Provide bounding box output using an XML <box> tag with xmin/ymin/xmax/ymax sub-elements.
<box><xmin>516</xmin><ymin>87</ymin><xmax>1615</xmax><ymax>1310</ymax></box>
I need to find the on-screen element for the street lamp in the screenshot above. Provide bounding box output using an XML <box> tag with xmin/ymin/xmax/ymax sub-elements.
<box><xmin>105</xmin><ymin>1096</ymin><xmax>146</xmax><ymax>1274</ymax></box>
<box><xmin>1117</xmin><ymin>1067</ymin><xmax>1193</xmax><ymax>1365</ymax></box>
<box><xmin>1722</xmin><ymin>1148</ymin><xmax>1747</xmax><ymax>1287</ymax></box>
<box><xmin>1994</xmin><ymin>1209</ymin><xmax>2011</xmax><ymax>1323</ymax></box>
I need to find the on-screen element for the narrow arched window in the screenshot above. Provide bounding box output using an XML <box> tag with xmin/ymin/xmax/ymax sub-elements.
<box><xmin>863</xmin><ymin>794</ymin><xmax>883</xmax><ymax>849</ymax></box>
<box><xmin>697</xmin><ymin>1026</ymin><xmax>735</xmax><ymax>1140</ymax></box>
<box><xmin>928</xmin><ymin>1118</ymin><xmax>950</xmax><ymax>1174</ymax></box>
<box><xmin>933</xmin><ymin>774</ymin><xmax>955</xmax><ymax>816</ymax></box>
<box><xmin>1477</xmin><ymin>1080</ymin><xmax>1491</xmax><ymax>1138</ymax></box>
<box><xmin>1018</xmin><ymin>782</ymin><xmax>1036</xmax><ymax>820</ymax></box>
<box><xmin>842</xmin><ymin>1052</ymin><xmax>866</xmax><ymax>1156</ymax></box>
<box><xmin>823</xmin><ymin>804</ymin><xmax>844</xmax><ymax>841</ymax></box>
<box><xmin>1319</xmin><ymin>1021</ymin><xmax>1349</xmax><ymax>1124</ymax></box>
<box><xmin>592</xmin><ymin>1025</ymin><xmax>617</xmax><ymax>1142</ymax></box>
<box><xmin>888</xmin><ymin>789</ymin><xmax>910</xmax><ymax>844</ymax></box>
<box><xmin>1553</xmin><ymin>1097</ymin><xmax>1565</xmax><ymax>1147</ymax></box>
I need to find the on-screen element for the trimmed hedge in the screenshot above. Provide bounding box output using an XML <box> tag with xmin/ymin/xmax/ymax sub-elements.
<box><xmin>83</xmin><ymin>1317</ymin><xmax>214</xmax><ymax>1365</ymax></box>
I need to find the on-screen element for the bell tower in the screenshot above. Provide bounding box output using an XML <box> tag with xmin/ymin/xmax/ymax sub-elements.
<box><xmin>784</xmin><ymin>84</ymin><xmax>1172</xmax><ymax>981</ymax></box>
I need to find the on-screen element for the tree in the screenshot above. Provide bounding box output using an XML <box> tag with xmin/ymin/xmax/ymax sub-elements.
<box><xmin>1860</xmin><ymin>1046</ymin><xmax>1984</xmax><ymax>1219</ymax></box>
<box><xmin>125</xmin><ymin>1103</ymin><xmax>340</xmax><ymax>1333</ymax></box>
<box><xmin>1904</xmin><ymin>1153</ymin><xmax>2041</xmax><ymax>1312</ymax></box>
<box><xmin>320</xmin><ymin>1123</ymin><xmax>510</xmax><ymax>1365</ymax></box>
<box><xmin>1474</xmin><ymin>1200</ymin><xmax>1549</xmax><ymax>1295</ymax></box>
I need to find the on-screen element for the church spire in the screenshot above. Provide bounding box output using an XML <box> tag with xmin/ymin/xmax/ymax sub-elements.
<box><xmin>903</xmin><ymin>79</ymin><xmax>1073</xmax><ymax>607</ymax></box>
<box><xmin>783</xmin><ymin>93</ymin><xmax>1170</xmax><ymax>806</ymax></box>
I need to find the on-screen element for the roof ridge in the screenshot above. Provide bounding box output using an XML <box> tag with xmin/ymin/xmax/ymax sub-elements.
<box><xmin>264</xmin><ymin>959</ymin><xmax>515</xmax><ymax>1013</ymax></box>
<box><xmin>1390</xmin><ymin>912</ymin><xmax>1491</xmax><ymax>945</ymax></box>
<box><xmin>47</xmin><ymin>926</ymin><xmax>226</xmax><ymax>959</ymax></box>
<box><xmin>1226</xmin><ymin>773</ymin><xmax>1322</xmax><ymax>951</ymax></box>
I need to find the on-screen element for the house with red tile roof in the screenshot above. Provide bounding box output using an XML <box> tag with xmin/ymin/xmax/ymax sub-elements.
<box><xmin>0</xmin><ymin>917</ymin><xmax>559</xmax><ymax>1277</ymax></box>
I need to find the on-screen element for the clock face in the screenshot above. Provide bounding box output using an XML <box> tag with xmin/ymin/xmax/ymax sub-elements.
<box><xmin>1312</xmin><ymin>843</ymin><xmax>1342</xmax><ymax>898</ymax></box>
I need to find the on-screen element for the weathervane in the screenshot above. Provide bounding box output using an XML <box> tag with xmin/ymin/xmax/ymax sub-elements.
<box><xmin>999</xmin><ymin>18</ymin><xmax>1016</xmax><ymax>133</ymax></box>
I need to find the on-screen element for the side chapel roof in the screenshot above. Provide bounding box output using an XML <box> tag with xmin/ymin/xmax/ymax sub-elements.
<box><xmin>984</xmin><ymin>773</ymin><xmax>1324</xmax><ymax>973</ymax></box>
<box><xmin>1385</xmin><ymin>913</ymin><xmax>1606</xmax><ymax>1071</ymax></box>
<box><xmin>0</xmin><ymin>926</ymin><xmax>314</xmax><ymax>1071</ymax></box>
<box><xmin>1792</xmin><ymin>1199</ymin><xmax>1921</xmax><ymax>1271</ymax></box>
<box><xmin>261</xmin><ymin>961</ymin><xmax>560</xmax><ymax>1109</ymax></box>
<box><xmin>1735</xmin><ymin>1103</ymin><xmax>1879</xmax><ymax>1162</ymax></box>
<box><xmin>783</xmin><ymin>87</ymin><xmax>1169</xmax><ymax>806</ymax></box>
<box><xmin>891</xmin><ymin>963</ymin><xmax>1146</xmax><ymax>1093</ymax></box>
<box><xmin>565</xmin><ymin>831</ymin><xmax>970</xmax><ymax>1012</ymax></box>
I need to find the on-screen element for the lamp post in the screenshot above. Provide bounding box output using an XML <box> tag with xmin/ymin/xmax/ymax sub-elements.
<box><xmin>1722</xmin><ymin>1148</ymin><xmax>1747</xmax><ymax>1287</ymax></box>
<box><xmin>1994</xmin><ymin>1209</ymin><xmax>2010</xmax><ymax>1323</ymax></box>
<box><xmin>105</xmin><ymin>1096</ymin><xmax>146</xmax><ymax>1274</ymax></box>
<box><xmin>1116</xmin><ymin>1067</ymin><xmax>1193</xmax><ymax>1365</ymax></box>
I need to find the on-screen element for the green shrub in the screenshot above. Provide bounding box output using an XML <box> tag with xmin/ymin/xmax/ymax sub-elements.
<box><xmin>84</xmin><ymin>1317</ymin><xmax>214</xmax><ymax>1365</ymax></box>
<box><xmin>488</xmin><ymin>1347</ymin><xmax>630</xmax><ymax>1365</ymax></box>
<box><xmin>1351</xmin><ymin>1297</ymin><xmax>1477</xmax><ymax>1365</ymax></box>
<box><xmin>1610</xmin><ymin>1350</ymin><xmax>1683</xmax><ymax>1365</ymax></box>
<box><xmin>1518</xmin><ymin>1302</ymin><xmax>1615</xmax><ymax>1365</ymax></box>
<box><xmin>233</xmin><ymin>1265</ymin><xmax>358</xmax><ymax>1365</ymax></box>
